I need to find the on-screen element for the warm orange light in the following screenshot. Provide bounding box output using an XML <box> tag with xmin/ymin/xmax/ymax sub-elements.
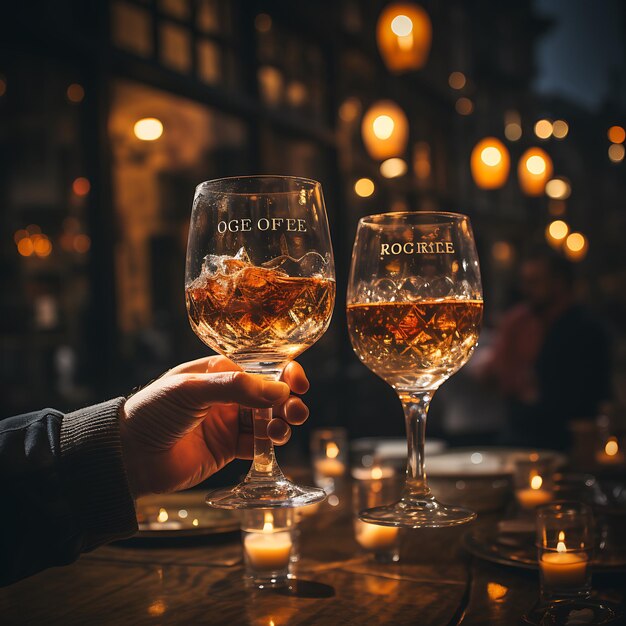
<box><xmin>134</xmin><ymin>117</ymin><xmax>163</xmax><ymax>141</ymax></box>
<box><xmin>66</xmin><ymin>83</ymin><xmax>85</xmax><ymax>103</ymax></box>
<box><xmin>518</xmin><ymin>147</ymin><xmax>553</xmax><ymax>196</ymax></box>
<box><xmin>564</xmin><ymin>232</ymin><xmax>588</xmax><ymax>261</ymax></box>
<box><xmin>376</xmin><ymin>3</ymin><xmax>432</xmax><ymax>72</ymax></box>
<box><xmin>492</xmin><ymin>241</ymin><xmax>514</xmax><ymax>266</ymax></box>
<box><xmin>608</xmin><ymin>126</ymin><xmax>625</xmax><ymax>144</ymax></box>
<box><xmin>545</xmin><ymin>178</ymin><xmax>571</xmax><ymax>200</ymax></box>
<box><xmin>534</xmin><ymin>119</ymin><xmax>553</xmax><ymax>139</ymax></box>
<box><xmin>487</xmin><ymin>582</ymin><xmax>509</xmax><ymax>602</ymax></box>
<box><xmin>354</xmin><ymin>178</ymin><xmax>375</xmax><ymax>198</ymax></box>
<box><xmin>33</xmin><ymin>236</ymin><xmax>52</xmax><ymax>257</ymax></box>
<box><xmin>557</xmin><ymin>531</ymin><xmax>566</xmax><ymax>553</ymax></box>
<box><xmin>448</xmin><ymin>71</ymin><xmax>466</xmax><ymax>90</ymax></box>
<box><xmin>530</xmin><ymin>475</ymin><xmax>543</xmax><ymax>490</ymax></box>
<box><xmin>470</xmin><ymin>137</ymin><xmax>510</xmax><ymax>189</ymax></box>
<box><xmin>608</xmin><ymin>143</ymin><xmax>625</xmax><ymax>163</ymax></box>
<box><xmin>73</xmin><ymin>234</ymin><xmax>91</xmax><ymax>254</ymax></box>
<box><xmin>13</xmin><ymin>229</ymin><xmax>29</xmax><ymax>244</ymax></box>
<box><xmin>605</xmin><ymin>438</ymin><xmax>619</xmax><ymax>457</ymax></box>
<box><xmin>413</xmin><ymin>142</ymin><xmax>431</xmax><ymax>180</ymax></box>
<box><xmin>361</xmin><ymin>100</ymin><xmax>408</xmax><ymax>160</ymax></box>
<box><xmin>547</xmin><ymin>220</ymin><xmax>569</xmax><ymax>242</ymax></box>
<box><xmin>157</xmin><ymin>508</ymin><xmax>168</xmax><ymax>523</ymax></box>
<box><xmin>72</xmin><ymin>177</ymin><xmax>91</xmax><ymax>196</ymax></box>
<box><xmin>17</xmin><ymin>238</ymin><xmax>34</xmax><ymax>257</ymax></box>
<box><xmin>370</xmin><ymin>467</ymin><xmax>384</xmax><ymax>479</ymax></box>
<box><xmin>380</xmin><ymin>157</ymin><xmax>407</xmax><ymax>178</ymax></box>
<box><xmin>326</xmin><ymin>442</ymin><xmax>340</xmax><ymax>459</ymax></box>
<box><xmin>339</xmin><ymin>97</ymin><xmax>361</xmax><ymax>123</ymax></box>
<box><xmin>455</xmin><ymin>97</ymin><xmax>473</xmax><ymax>115</ymax></box>
<box><xmin>552</xmin><ymin>120</ymin><xmax>569</xmax><ymax>139</ymax></box>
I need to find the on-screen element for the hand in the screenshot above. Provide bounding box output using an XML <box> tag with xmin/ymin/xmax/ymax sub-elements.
<box><xmin>119</xmin><ymin>356</ymin><xmax>310</xmax><ymax>498</ymax></box>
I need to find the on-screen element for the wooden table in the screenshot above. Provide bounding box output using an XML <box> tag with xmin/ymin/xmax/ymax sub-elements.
<box><xmin>2</xmin><ymin>490</ymin><xmax>625</xmax><ymax>625</ymax></box>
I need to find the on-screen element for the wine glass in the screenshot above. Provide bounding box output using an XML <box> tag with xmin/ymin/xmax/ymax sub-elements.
<box><xmin>347</xmin><ymin>211</ymin><xmax>483</xmax><ymax>527</ymax></box>
<box><xmin>185</xmin><ymin>176</ymin><xmax>335</xmax><ymax>508</ymax></box>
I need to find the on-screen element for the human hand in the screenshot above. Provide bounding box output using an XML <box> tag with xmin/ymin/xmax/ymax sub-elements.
<box><xmin>119</xmin><ymin>356</ymin><xmax>309</xmax><ymax>498</ymax></box>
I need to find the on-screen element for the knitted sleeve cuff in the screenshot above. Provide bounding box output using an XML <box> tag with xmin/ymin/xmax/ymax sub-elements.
<box><xmin>60</xmin><ymin>398</ymin><xmax>138</xmax><ymax>551</ymax></box>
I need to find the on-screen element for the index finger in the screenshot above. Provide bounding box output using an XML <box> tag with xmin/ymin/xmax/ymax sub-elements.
<box><xmin>164</xmin><ymin>355</ymin><xmax>242</xmax><ymax>377</ymax></box>
<box><xmin>280</xmin><ymin>361</ymin><xmax>309</xmax><ymax>395</ymax></box>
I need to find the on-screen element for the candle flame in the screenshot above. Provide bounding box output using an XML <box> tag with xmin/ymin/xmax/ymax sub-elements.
<box><xmin>326</xmin><ymin>442</ymin><xmax>340</xmax><ymax>459</ymax></box>
<box><xmin>371</xmin><ymin>466</ymin><xmax>383</xmax><ymax>479</ymax></box>
<box><xmin>530</xmin><ymin>475</ymin><xmax>543</xmax><ymax>490</ymax></box>
<box><xmin>557</xmin><ymin>531</ymin><xmax>566</xmax><ymax>553</ymax></box>
<box><xmin>157</xmin><ymin>508</ymin><xmax>168</xmax><ymax>523</ymax></box>
<box><xmin>605</xmin><ymin>438</ymin><xmax>619</xmax><ymax>457</ymax></box>
<box><xmin>263</xmin><ymin>511</ymin><xmax>274</xmax><ymax>532</ymax></box>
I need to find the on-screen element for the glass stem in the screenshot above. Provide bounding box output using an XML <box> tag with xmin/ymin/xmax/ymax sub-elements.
<box><xmin>245</xmin><ymin>370</ymin><xmax>284</xmax><ymax>483</ymax></box>
<box><xmin>399</xmin><ymin>390</ymin><xmax>434</xmax><ymax>500</ymax></box>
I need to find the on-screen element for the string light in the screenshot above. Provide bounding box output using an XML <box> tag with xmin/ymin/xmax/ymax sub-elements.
<box><xmin>608</xmin><ymin>143</ymin><xmax>625</xmax><ymax>163</ymax></box>
<box><xmin>380</xmin><ymin>157</ymin><xmax>408</xmax><ymax>178</ymax></box>
<box><xmin>552</xmin><ymin>120</ymin><xmax>568</xmax><ymax>139</ymax></box>
<box><xmin>534</xmin><ymin>120</ymin><xmax>553</xmax><ymax>139</ymax></box>
<box><xmin>455</xmin><ymin>97</ymin><xmax>473</xmax><ymax>115</ymax></box>
<box><xmin>448</xmin><ymin>72</ymin><xmax>466</xmax><ymax>90</ymax></box>
<box><xmin>607</xmin><ymin>126</ymin><xmax>625</xmax><ymax>144</ymax></box>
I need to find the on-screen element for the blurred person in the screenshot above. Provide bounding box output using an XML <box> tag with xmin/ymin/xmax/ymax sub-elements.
<box><xmin>0</xmin><ymin>356</ymin><xmax>310</xmax><ymax>586</ymax></box>
<box><xmin>478</xmin><ymin>247</ymin><xmax>611</xmax><ymax>449</ymax></box>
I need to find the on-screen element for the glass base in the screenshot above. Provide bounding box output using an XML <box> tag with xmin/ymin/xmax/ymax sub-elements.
<box><xmin>523</xmin><ymin>599</ymin><xmax>620</xmax><ymax>625</ymax></box>
<box><xmin>359</xmin><ymin>495</ymin><xmax>477</xmax><ymax>528</ymax></box>
<box><xmin>206</xmin><ymin>477</ymin><xmax>326</xmax><ymax>510</ymax></box>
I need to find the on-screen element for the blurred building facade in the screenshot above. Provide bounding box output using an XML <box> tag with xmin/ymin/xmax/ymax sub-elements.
<box><xmin>1</xmin><ymin>0</ymin><xmax>625</xmax><ymax>445</ymax></box>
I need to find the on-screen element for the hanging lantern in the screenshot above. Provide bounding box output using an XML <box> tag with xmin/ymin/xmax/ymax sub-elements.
<box><xmin>361</xmin><ymin>100</ymin><xmax>409</xmax><ymax>160</ymax></box>
<box><xmin>518</xmin><ymin>147</ymin><xmax>553</xmax><ymax>196</ymax></box>
<box><xmin>376</xmin><ymin>3</ymin><xmax>432</xmax><ymax>72</ymax></box>
<box><xmin>470</xmin><ymin>137</ymin><xmax>510</xmax><ymax>189</ymax></box>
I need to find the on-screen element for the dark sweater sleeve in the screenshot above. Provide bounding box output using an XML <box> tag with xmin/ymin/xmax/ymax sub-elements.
<box><xmin>0</xmin><ymin>399</ymin><xmax>138</xmax><ymax>586</ymax></box>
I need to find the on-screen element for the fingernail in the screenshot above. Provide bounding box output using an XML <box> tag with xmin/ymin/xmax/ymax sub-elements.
<box><xmin>261</xmin><ymin>380</ymin><xmax>288</xmax><ymax>402</ymax></box>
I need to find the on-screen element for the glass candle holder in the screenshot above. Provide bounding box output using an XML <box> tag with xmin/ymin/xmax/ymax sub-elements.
<box><xmin>536</xmin><ymin>502</ymin><xmax>593</xmax><ymax>601</ymax></box>
<box><xmin>241</xmin><ymin>508</ymin><xmax>297</xmax><ymax>589</ymax></box>
<box><xmin>311</xmin><ymin>427</ymin><xmax>348</xmax><ymax>493</ymax></box>
<box><xmin>514</xmin><ymin>455</ymin><xmax>555</xmax><ymax>511</ymax></box>
<box><xmin>353</xmin><ymin>468</ymin><xmax>400</xmax><ymax>563</ymax></box>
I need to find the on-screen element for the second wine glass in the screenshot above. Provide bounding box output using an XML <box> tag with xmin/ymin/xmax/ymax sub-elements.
<box><xmin>347</xmin><ymin>211</ymin><xmax>483</xmax><ymax>527</ymax></box>
<box><xmin>185</xmin><ymin>176</ymin><xmax>335</xmax><ymax>509</ymax></box>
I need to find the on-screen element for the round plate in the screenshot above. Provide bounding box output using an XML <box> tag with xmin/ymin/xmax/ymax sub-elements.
<box><xmin>136</xmin><ymin>491</ymin><xmax>239</xmax><ymax>538</ymax></box>
<box><xmin>463</xmin><ymin>522</ymin><xmax>626</xmax><ymax>573</ymax></box>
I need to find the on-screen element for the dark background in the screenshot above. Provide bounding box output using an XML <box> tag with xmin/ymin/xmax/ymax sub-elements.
<box><xmin>1</xmin><ymin>0</ymin><xmax>625</xmax><ymax>462</ymax></box>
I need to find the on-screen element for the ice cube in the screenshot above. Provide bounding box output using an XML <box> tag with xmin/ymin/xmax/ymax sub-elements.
<box><xmin>202</xmin><ymin>246</ymin><xmax>252</xmax><ymax>276</ymax></box>
<box><xmin>261</xmin><ymin>251</ymin><xmax>327</xmax><ymax>277</ymax></box>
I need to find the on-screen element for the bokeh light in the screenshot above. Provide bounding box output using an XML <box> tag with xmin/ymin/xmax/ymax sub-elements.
<box><xmin>534</xmin><ymin>119</ymin><xmax>553</xmax><ymax>139</ymax></box>
<box><xmin>607</xmin><ymin>126</ymin><xmax>625</xmax><ymax>144</ymax></box>
<box><xmin>455</xmin><ymin>97</ymin><xmax>473</xmax><ymax>115</ymax></box>
<box><xmin>608</xmin><ymin>143</ymin><xmax>625</xmax><ymax>163</ymax></box>
<box><xmin>448</xmin><ymin>71</ymin><xmax>466</xmax><ymax>90</ymax></box>
<box><xmin>390</xmin><ymin>15</ymin><xmax>413</xmax><ymax>37</ymax></box>
<box><xmin>564</xmin><ymin>232</ymin><xmax>588</xmax><ymax>261</ymax></box>
<box><xmin>380</xmin><ymin>157</ymin><xmax>408</xmax><ymax>178</ymax></box>
<box><xmin>552</xmin><ymin>120</ymin><xmax>568</xmax><ymax>139</ymax></box>
<box><xmin>66</xmin><ymin>83</ymin><xmax>85</xmax><ymax>103</ymax></box>
<box><xmin>545</xmin><ymin>178</ymin><xmax>571</xmax><ymax>200</ymax></box>
<box><xmin>72</xmin><ymin>177</ymin><xmax>91</xmax><ymax>196</ymax></box>
<box><xmin>134</xmin><ymin>117</ymin><xmax>164</xmax><ymax>141</ymax></box>
<box><xmin>354</xmin><ymin>178</ymin><xmax>375</xmax><ymax>197</ymax></box>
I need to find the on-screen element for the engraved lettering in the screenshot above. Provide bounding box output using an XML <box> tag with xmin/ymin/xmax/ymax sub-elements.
<box><xmin>297</xmin><ymin>219</ymin><xmax>307</xmax><ymax>232</ymax></box>
<box><xmin>445</xmin><ymin>242</ymin><xmax>454</xmax><ymax>253</ymax></box>
<box><xmin>286</xmin><ymin>218</ymin><xmax>296</xmax><ymax>231</ymax></box>
<box><xmin>217</xmin><ymin>221</ymin><xmax>227</xmax><ymax>234</ymax></box>
<box><xmin>379</xmin><ymin>240</ymin><xmax>456</xmax><ymax>255</ymax></box>
<box><xmin>403</xmin><ymin>242</ymin><xmax>414</xmax><ymax>254</ymax></box>
<box><xmin>258</xmin><ymin>218</ymin><xmax>270</xmax><ymax>231</ymax></box>
<box><xmin>227</xmin><ymin>220</ymin><xmax>240</xmax><ymax>232</ymax></box>
<box><xmin>271</xmin><ymin>218</ymin><xmax>284</xmax><ymax>230</ymax></box>
<box><xmin>390</xmin><ymin>243</ymin><xmax>402</xmax><ymax>254</ymax></box>
<box><xmin>381</xmin><ymin>243</ymin><xmax>390</xmax><ymax>255</ymax></box>
<box><xmin>241</xmin><ymin>218</ymin><xmax>252</xmax><ymax>232</ymax></box>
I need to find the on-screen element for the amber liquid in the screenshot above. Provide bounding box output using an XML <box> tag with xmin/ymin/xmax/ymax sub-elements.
<box><xmin>186</xmin><ymin>266</ymin><xmax>335</xmax><ymax>368</ymax></box>
<box><xmin>347</xmin><ymin>299</ymin><xmax>483</xmax><ymax>389</ymax></box>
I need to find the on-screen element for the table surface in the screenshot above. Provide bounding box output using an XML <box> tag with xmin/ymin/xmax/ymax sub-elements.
<box><xmin>2</xmin><ymin>485</ymin><xmax>625</xmax><ymax>626</ymax></box>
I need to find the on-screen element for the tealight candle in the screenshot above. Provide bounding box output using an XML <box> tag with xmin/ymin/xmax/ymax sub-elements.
<box><xmin>241</xmin><ymin>510</ymin><xmax>296</xmax><ymax>588</ymax></box>
<box><xmin>314</xmin><ymin>457</ymin><xmax>346</xmax><ymax>478</ymax></box>
<box><xmin>515</xmin><ymin>470</ymin><xmax>553</xmax><ymax>510</ymax></box>
<box><xmin>354</xmin><ymin>520</ymin><xmax>399</xmax><ymax>551</ymax></box>
<box><xmin>540</xmin><ymin>531</ymin><xmax>589</xmax><ymax>587</ymax></box>
<box><xmin>244</xmin><ymin>531</ymin><xmax>293</xmax><ymax>571</ymax></box>
<box><xmin>595</xmin><ymin>437</ymin><xmax>625</xmax><ymax>465</ymax></box>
